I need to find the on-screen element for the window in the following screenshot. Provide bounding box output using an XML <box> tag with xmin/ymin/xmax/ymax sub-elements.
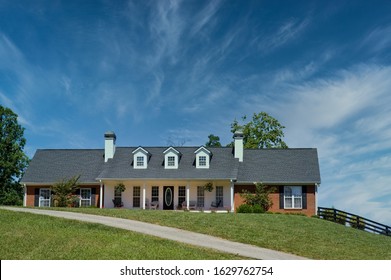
<box><xmin>194</xmin><ymin>146</ymin><xmax>211</xmax><ymax>168</ymax></box>
<box><xmin>132</xmin><ymin>147</ymin><xmax>150</xmax><ymax>169</ymax></box>
<box><xmin>284</xmin><ymin>186</ymin><xmax>302</xmax><ymax>209</ymax></box>
<box><xmin>80</xmin><ymin>188</ymin><xmax>91</xmax><ymax>207</ymax></box>
<box><xmin>178</xmin><ymin>186</ymin><xmax>186</xmax><ymax>206</ymax></box>
<box><xmin>167</xmin><ymin>156</ymin><xmax>175</xmax><ymax>167</ymax></box>
<box><xmin>133</xmin><ymin>186</ymin><xmax>141</xmax><ymax>207</ymax></box>
<box><xmin>215</xmin><ymin>186</ymin><xmax>223</xmax><ymax>205</ymax></box>
<box><xmin>39</xmin><ymin>188</ymin><xmax>51</xmax><ymax>207</ymax></box>
<box><xmin>151</xmin><ymin>186</ymin><xmax>159</xmax><ymax>202</ymax></box>
<box><xmin>199</xmin><ymin>156</ymin><xmax>207</xmax><ymax>166</ymax></box>
<box><xmin>163</xmin><ymin>147</ymin><xmax>180</xmax><ymax>169</ymax></box>
<box><xmin>136</xmin><ymin>156</ymin><xmax>144</xmax><ymax>167</ymax></box>
<box><xmin>197</xmin><ymin>186</ymin><xmax>205</xmax><ymax>208</ymax></box>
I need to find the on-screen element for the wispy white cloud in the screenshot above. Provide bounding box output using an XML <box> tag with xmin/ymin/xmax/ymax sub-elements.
<box><xmin>254</xmin><ymin>17</ymin><xmax>311</xmax><ymax>53</ymax></box>
<box><xmin>361</xmin><ymin>24</ymin><xmax>391</xmax><ymax>54</ymax></box>
<box><xmin>228</xmin><ymin>63</ymin><xmax>391</xmax><ymax>224</ymax></box>
<box><xmin>190</xmin><ymin>0</ymin><xmax>222</xmax><ymax>36</ymax></box>
<box><xmin>147</xmin><ymin>0</ymin><xmax>185</xmax><ymax>66</ymax></box>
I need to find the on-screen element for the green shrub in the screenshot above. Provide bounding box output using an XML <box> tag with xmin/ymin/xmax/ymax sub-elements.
<box><xmin>252</xmin><ymin>204</ymin><xmax>265</xmax><ymax>213</ymax></box>
<box><xmin>240</xmin><ymin>182</ymin><xmax>275</xmax><ymax>212</ymax></box>
<box><xmin>236</xmin><ymin>204</ymin><xmax>254</xmax><ymax>213</ymax></box>
<box><xmin>237</xmin><ymin>204</ymin><xmax>266</xmax><ymax>213</ymax></box>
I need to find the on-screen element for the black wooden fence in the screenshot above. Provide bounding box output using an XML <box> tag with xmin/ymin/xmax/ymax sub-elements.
<box><xmin>317</xmin><ymin>207</ymin><xmax>391</xmax><ymax>237</ymax></box>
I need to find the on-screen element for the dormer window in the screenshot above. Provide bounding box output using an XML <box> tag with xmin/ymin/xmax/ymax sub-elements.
<box><xmin>199</xmin><ymin>156</ymin><xmax>207</xmax><ymax>167</ymax></box>
<box><xmin>136</xmin><ymin>156</ymin><xmax>145</xmax><ymax>167</ymax></box>
<box><xmin>195</xmin><ymin>146</ymin><xmax>211</xmax><ymax>169</ymax></box>
<box><xmin>132</xmin><ymin>147</ymin><xmax>150</xmax><ymax>169</ymax></box>
<box><xmin>163</xmin><ymin>147</ymin><xmax>181</xmax><ymax>169</ymax></box>
<box><xmin>167</xmin><ymin>156</ymin><xmax>176</xmax><ymax>167</ymax></box>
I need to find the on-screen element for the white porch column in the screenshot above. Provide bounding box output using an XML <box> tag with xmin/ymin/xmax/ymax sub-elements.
<box><xmin>23</xmin><ymin>184</ymin><xmax>27</xmax><ymax>207</ymax></box>
<box><xmin>186</xmin><ymin>183</ymin><xmax>190</xmax><ymax>210</ymax></box>
<box><xmin>230</xmin><ymin>180</ymin><xmax>235</xmax><ymax>212</ymax></box>
<box><xmin>142</xmin><ymin>183</ymin><xmax>146</xmax><ymax>210</ymax></box>
<box><xmin>99</xmin><ymin>180</ymin><xmax>103</xmax><ymax>209</ymax></box>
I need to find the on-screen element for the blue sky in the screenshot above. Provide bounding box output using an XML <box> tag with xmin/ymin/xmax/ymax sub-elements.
<box><xmin>1</xmin><ymin>0</ymin><xmax>391</xmax><ymax>225</ymax></box>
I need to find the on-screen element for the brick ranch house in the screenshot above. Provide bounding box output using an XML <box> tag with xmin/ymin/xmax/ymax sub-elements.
<box><xmin>21</xmin><ymin>131</ymin><xmax>321</xmax><ymax>216</ymax></box>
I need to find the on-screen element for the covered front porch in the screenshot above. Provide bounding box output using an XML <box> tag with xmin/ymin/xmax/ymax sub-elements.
<box><xmin>100</xmin><ymin>180</ymin><xmax>235</xmax><ymax>211</ymax></box>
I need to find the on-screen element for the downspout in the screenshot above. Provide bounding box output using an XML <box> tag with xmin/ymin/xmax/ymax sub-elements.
<box><xmin>99</xmin><ymin>180</ymin><xmax>103</xmax><ymax>209</ymax></box>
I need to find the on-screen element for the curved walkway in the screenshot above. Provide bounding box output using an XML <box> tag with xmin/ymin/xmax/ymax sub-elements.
<box><xmin>1</xmin><ymin>206</ymin><xmax>307</xmax><ymax>260</ymax></box>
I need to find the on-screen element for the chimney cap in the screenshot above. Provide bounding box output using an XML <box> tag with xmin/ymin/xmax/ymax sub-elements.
<box><xmin>233</xmin><ymin>130</ymin><xmax>244</xmax><ymax>138</ymax></box>
<box><xmin>104</xmin><ymin>131</ymin><xmax>116</xmax><ymax>139</ymax></box>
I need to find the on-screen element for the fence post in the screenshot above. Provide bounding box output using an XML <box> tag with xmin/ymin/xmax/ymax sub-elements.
<box><xmin>333</xmin><ymin>208</ymin><xmax>337</xmax><ymax>222</ymax></box>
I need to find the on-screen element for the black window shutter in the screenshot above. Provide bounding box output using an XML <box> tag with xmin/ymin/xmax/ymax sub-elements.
<box><xmin>34</xmin><ymin>188</ymin><xmax>40</xmax><ymax>207</ymax></box>
<box><xmin>91</xmin><ymin>188</ymin><xmax>96</xmax><ymax>207</ymax></box>
<box><xmin>279</xmin><ymin>186</ymin><xmax>284</xmax><ymax>209</ymax></box>
<box><xmin>302</xmin><ymin>186</ymin><xmax>307</xmax><ymax>209</ymax></box>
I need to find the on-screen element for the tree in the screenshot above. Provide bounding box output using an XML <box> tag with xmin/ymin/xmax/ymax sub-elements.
<box><xmin>240</xmin><ymin>182</ymin><xmax>276</xmax><ymax>212</ymax></box>
<box><xmin>0</xmin><ymin>105</ymin><xmax>29</xmax><ymax>205</ymax></box>
<box><xmin>205</xmin><ymin>134</ymin><xmax>222</xmax><ymax>147</ymax></box>
<box><xmin>231</xmin><ymin>112</ymin><xmax>288</xmax><ymax>149</ymax></box>
<box><xmin>52</xmin><ymin>175</ymin><xmax>80</xmax><ymax>207</ymax></box>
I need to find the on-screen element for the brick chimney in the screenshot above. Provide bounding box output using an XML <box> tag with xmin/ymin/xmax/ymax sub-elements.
<box><xmin>104</xmin><ymin>131</ymin><xmax>116</xmax><ymax>162</ymax></box>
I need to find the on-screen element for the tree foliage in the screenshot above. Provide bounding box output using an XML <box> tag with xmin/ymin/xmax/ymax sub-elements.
<box><xmin>205</xmin><ymin>134</ymin><xmax>222</xmax><ymax>147</ymax></box>
<box><xmin>0</xmin><ymin>105</ymin><xmax>29</xmax><ymax>205</ymax></box>
<box><xmin>52</xmin><ymin>175</ymin><xmax>80</xmax><ymax>207</ymax></box>
<box><xmin>231</xmin><ymin>112</ymin><xmax>288</xmax><ymax>149</ymax></box>
<box><xmin>240</xmin><ymin>182</ymin><xmax>276</xmax><ymax>212</ymax></box>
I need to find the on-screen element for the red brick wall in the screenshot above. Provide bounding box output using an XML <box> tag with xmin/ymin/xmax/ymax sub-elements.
<box><xmin>25</xmin><ymin>185</ymin><xmax>101</xmax><ymax>207</ymax></box>
<box><xmin>234</xmin><ymin>184</ymin><xmax>316</xmax><ymax>216</ymax></box>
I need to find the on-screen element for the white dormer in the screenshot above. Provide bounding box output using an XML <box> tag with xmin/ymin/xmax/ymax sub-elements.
<box><xmin>163</xmin><ymin>147</ymin><xmax>181</xmax><ymax>169</ymax></box>
<box><xmin>194</xmin><ymin>146</ymin><xmax>212</xmax><ymax>169</ymax></box>
<box><xmin>132</xmin><ymin>147</ymin><xmax>150</xmax><ymax>169</ymax></box>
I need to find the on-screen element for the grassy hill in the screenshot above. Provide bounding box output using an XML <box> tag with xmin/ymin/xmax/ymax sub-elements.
<box><xmin>0</xmin><ymin>209</ymin><xmax>245</xmax><ymax>260</ymax></box>
<box><xmin>2</xmin><ymin>208</ymin><xmax>390</xmax><ymax>259</ymax></box>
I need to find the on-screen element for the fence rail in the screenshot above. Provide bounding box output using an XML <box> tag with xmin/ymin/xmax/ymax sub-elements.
<box><xmin>317</xmin><ymin>207</ymin><xmax>391</xmax><ymax>237</ymax></box>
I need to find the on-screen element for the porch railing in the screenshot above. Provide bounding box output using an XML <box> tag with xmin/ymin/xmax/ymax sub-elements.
<box><xmin>317</xmin><ymin>207</ymin><xmax>391</xmax><ymax>237</ymax></box>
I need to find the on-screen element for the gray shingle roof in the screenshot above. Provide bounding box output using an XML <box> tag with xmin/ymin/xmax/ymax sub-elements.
<box><xmin>97</xmin><ymin>147</ymin><xmax>239</xmax><ymax>180</ymax></box>
<box><xmin>21</xmin><ymin>149</ymin><xmax>105</xmax><ymax>184</ymax></box>
<box><xmin>237</xmin><ymin>148</ymin><xmax>321</xmax><ymax>184</ymax></box>
<box><xmin>21</xmin><ymin>147</ymin><xmax>320</xmax><ymax>184</ymax></box>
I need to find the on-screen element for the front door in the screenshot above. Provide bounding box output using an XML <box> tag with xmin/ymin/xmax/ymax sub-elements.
<box><xmin>163</xmin><ymin>186</ymin><xmax>174</xmax><ymax>210</ymax></box>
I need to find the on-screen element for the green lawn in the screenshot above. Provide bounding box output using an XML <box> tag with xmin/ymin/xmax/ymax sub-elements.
<box><xmin>52</xmin><ymin>207</ymin><xmax>391</xmax><ymax>259</ymax></box>
<box><xmin>0</xmin><ymin>209</ymin><xmax>245</xmax><ymax>260</ymax></box>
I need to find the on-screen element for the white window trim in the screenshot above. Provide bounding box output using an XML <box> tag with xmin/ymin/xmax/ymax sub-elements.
<box><xmin>136</xmin><ymin>156</ymin><xmax>145</xmax><ymax>167</ymax></box>
<box><xmin>163</xmin><ymin>147</ymin><xmax>180</xmax><ymax>169</ymax></box>
<box><xmin>167</xmin><ymin>156</ymin><xmax>176</xmax><ymax>167</ymax></box>
<box><xmin>39</xmin><ymin>188</ymin><xmax>51</xmax><ymax>207</ymax></box>
<box><xmin>195</xmin><ymin>146</ymin><xmax>211</xmax><ymax>169</ymax></box>
<box><xmin>79</xmin><ymin>188</ymin><xmax>92</xmax><ymax>207</ymax></box>
<box><xmin>284</xmin><ymin>186</ymin><xmax>303</xmax><ymax>209</ymax></box>
<box><xmin>132</xmin><ymin>147</ymin><xmax>150</xmax><ymax>169</ymax></box>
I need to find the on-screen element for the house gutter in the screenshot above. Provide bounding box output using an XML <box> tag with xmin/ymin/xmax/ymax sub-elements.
<box><xmin>96</xmin><ymin>177</ymin><xmax>237</xmax><ymax>181</ymax></box>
